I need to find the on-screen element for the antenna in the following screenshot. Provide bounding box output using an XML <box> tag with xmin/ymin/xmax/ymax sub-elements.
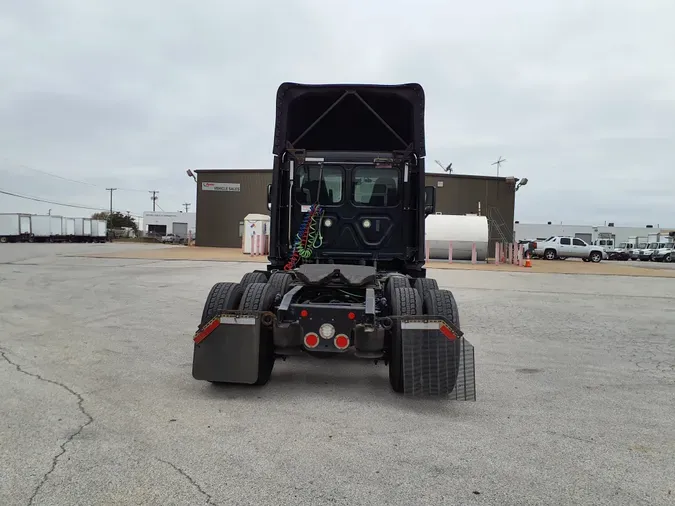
<box><xmin>435</xmin><ymin>160</ymin><xmax>453</xmax><ymax>173</ymax></box>
<box><xmin>491</xmin><ymin>156</ymin><xmax>506</xmax><ymax>176</ymax></box>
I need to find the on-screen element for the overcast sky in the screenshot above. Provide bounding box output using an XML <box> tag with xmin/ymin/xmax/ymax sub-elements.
<box><xmin>1</xmin><ymin>1</ymin><xmax>673</xmax><ymax>226</ymax></box>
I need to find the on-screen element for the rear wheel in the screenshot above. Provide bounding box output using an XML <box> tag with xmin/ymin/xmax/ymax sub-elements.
<box><xmin>266</xmin><ymin>271</ymin><xmax>294</xmax><ymax>299</ymax></box>
<box><xmin>413</xmin><ymin>277</ymin><xmax>439</xmax><ymax>300</ymax></box>
<box><xmin>386</xmin><ymin>275</ymin><xmax>410</xmax><ymax>308</ymax></box>
<box><xmin>238</xmin><ymin>282</ymin><xmax>277</xmax><ymax>385</ymax></box>
<box><xmin>423</xmin><ymin>289</ymin><xmax>462</xmax><ymax>394</ymax></box>
<box><xmin>201</xmin><ymin>282</ymin><xmax>244</xmax><ymax>326</ymax></box>
<box><xmin>665</xmin><ymin>253</ymin><xmax>672</xmax><ymax>263</ymax></box>
<box><xmin>388</xmin><ymin>287</ymin><xmax>422</xmax><ymax>393</ymax></box>
<box><xmin>544</xmin><ymin>249</ymin><xmax>556</xmax><ymax>260</ymax></box>
<box><xmin>240</xmin><ymin>271</ymin><xmax>268</xmax><ymax>287</ymax></box>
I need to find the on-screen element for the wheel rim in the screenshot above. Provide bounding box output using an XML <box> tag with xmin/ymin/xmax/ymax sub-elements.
<box><xmin>592</xmin><ymin>253</ymin><xmax>600</xmax><ymax>262</ymax></box>
<box><xmin>545</xmin><ymin>251</ymin><xmax>554</xmax><ymax>260</ymax></box>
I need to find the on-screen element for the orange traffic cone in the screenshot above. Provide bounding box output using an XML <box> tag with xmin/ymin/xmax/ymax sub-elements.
<box><xmin>524</xmin><ymin>256</ymin><xmax>532</xmax><ymax>268</ymax></box>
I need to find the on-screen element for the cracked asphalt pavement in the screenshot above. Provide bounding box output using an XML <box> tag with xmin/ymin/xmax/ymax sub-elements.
<box><xmin>1</xmin><ymin>244</ymin><xmax>674</xmax><ymax>506</ymax></box>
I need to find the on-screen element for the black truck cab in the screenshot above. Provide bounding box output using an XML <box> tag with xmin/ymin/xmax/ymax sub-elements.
<box><xmin>266</xmin><ymin>82</ymin><xmax>435</xmax><ymax>274</ymax></box>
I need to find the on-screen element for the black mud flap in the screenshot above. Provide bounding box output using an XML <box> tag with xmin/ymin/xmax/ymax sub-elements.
<box><xmin>192</xmin><ymin>312</ymin><xmax>263</xmax><ymax>384</ymax></box>
<box><xmin>399</xmin><ymin>317</ymin><xmax>476</xmax><ymax>399</ymax></box>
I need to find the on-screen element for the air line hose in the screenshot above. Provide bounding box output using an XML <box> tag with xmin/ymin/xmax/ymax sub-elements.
<box><xmin>284</xmin><ymin>204</ymin><xmax>324</xmax><ymax>271</ymax></box>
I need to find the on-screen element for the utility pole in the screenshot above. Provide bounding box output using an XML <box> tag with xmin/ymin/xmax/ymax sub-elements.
<box><xmin>149</xmin><ymin>190</ymin><xmax>159</xmax><ymax>212</ymax></box>
<box><xmin>183</xmin><ymin>203</ymin><xmax>191</xmax><ymax>213</ymax></box>
<box><xmin>106</xmin><ymin>188</ymin><xmax>117</xmax><ymax>224</ymax></box>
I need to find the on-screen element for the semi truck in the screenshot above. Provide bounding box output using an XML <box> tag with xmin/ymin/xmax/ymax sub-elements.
<box><xmin>191</xmin><ymin>82</ymin><xmax>475</xmax><ymax>398</ymax></box>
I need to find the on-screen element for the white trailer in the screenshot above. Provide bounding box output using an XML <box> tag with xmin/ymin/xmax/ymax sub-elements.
<box><xmin>83</xmin><ymin>218</ymin><xmax>92</xmax><ymax>239</ymax></box>
<box><xmin>30</xmin><ymin>215</ymin><xmax>53</xmax><ymax>240</ymax></box>
<box><xmin>91</xmin><ymin>220</ymin><xmax>108</xmax><ymax>242</ymax></box>
<box><xmin>73</xmin><ymin>218</ymin><xmax>93</xmax><ymax>242</ymax></box>
<box><xmin>50</xmin><ymin>216</ymin><xmax>64</xmax><ymax>241</ymax></box>
<box><xmin>0</xmin><ymin>213</ymin><xmax>33</xmax><ymax>242</ymax></box>
<box><xmin>65</xmin><ymin>218</ymin><xmax>75</xmax><ymax>238</ymax></box>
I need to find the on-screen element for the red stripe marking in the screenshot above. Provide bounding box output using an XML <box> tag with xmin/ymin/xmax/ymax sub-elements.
<box><xmin>440</xmin><ymin>323</ymin><xmax>457</xmax><ymax>341</ymax></box>
<box><xmin>193</xmin><ymin>319</ymin><xmax>220</xmax><ymax>344</ymax></box>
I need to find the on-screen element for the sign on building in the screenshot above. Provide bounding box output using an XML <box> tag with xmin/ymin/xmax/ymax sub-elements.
<box><xmin>202</xmin><ymin>182</ymin><xmax>241</xmax><ymax>192</ymax></box>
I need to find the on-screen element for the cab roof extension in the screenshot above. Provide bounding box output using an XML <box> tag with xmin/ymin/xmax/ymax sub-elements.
<box><xmin>273</xmin><ymin>83</ymin><xmax>426</xmax><ymax>156</ymax></box>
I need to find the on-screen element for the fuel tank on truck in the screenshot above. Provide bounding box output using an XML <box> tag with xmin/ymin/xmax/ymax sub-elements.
<box><xmin>425</xmin><ymin>214</ymin><xmax>489</xmax><ymax>261</ymax></box>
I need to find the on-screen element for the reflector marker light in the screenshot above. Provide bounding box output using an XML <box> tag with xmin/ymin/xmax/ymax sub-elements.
<box><xmin>194</xmin><ymin>319</ymin><xmax>220</xmax><ymax>344</ymax></box>
<box><xmin>348</xmin><ymin>312</ymin><xmax>356</xmax><ymax>320</ymax></box>
<box><xmin>300</xmin><ymin>309</ymin><xmax>309</xmax><ymax>318</ymax></box>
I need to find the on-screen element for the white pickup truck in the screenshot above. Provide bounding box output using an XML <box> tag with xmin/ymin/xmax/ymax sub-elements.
<box><xmin>534</xmin><ymin>236</ymin><xmax>608</xmax><ymax>263</ymax></box>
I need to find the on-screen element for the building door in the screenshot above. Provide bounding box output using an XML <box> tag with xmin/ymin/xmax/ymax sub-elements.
<box><xmin>173</xmin><ymin>222</ymin><xmax>188</xmax><ymax>238</ymax></box>
<box><xmin>575</xmin><ymin>233</ymin><xmax>593</xmax><ymax>244</ymax></box>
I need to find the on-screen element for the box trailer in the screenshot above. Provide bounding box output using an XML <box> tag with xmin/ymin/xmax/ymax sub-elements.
<box><xmin>83</xmin><ymin>218</ymin><xmax>92</xmax><ymax>238</ymax></box>
<box><xmin>50</xmin><ymin>216</ymin><xmax>64</xmax><ymax>240</ymax></box>
<box><xmin>92</xmin><ymin>220</ymin><xmax>108</xmax><ymax>242</ymax></box>
<box><xmin>30</xmin><ymin>215</ymin><xmax>53</xmax><ymax>240</ymax></box>
<box><xmin>0</xmin><ymin>213</ymin><xmax>33</xmax><ymax>242</ymax></box>
<box><xmin>65</xmin><ymin>218</ymin><xmax>75</xmax><ymax>238</ymax></box>
<box><xmin>74</xmin><ymin>218</ymin><xmax>84</xmax><ymax>236</ymax></box>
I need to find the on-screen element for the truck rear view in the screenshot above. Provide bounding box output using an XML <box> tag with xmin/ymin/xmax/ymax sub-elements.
<box><xmin>191</xmin><ymin>82</ymin><xmax>475</xmax><ymax>398</ymax></box>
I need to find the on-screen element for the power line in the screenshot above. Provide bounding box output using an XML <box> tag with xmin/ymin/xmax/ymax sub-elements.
<box><xmin>1</xmin><ymin>157</ymin><xmax>148</xmax><ymax>193</ymax></box>
<box><xmin>0</xmin><ymin>188</ymin><xmax>142</xmax><ymax>217</ymax></box>
<box><xmin>183</xmin><ymin>203</ymin><xmax>191</xmax><ymax>213</ymax></box>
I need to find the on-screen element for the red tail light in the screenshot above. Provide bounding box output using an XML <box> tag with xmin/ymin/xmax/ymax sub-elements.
<box><xmin>304</xmin><ymin>333</ymin><xmax>319</xmax><ymax>348</ymax></box>
<box><xmin>334</xmin><ymin>334</ymin><xmax>349</xmax><ymax>350</ymax></box>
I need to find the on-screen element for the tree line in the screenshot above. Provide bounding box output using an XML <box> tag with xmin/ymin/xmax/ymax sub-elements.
<box><xmin>91</xmin><ymin>211</ymin><xmax>138</xmax><ymax>231</ymax></box>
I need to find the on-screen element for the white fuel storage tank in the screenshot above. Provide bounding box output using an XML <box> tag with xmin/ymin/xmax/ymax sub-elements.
<box><xmin>425</xmin><ymin>214</ymin><xmax>489</xmax><ymax>261</ymax></box>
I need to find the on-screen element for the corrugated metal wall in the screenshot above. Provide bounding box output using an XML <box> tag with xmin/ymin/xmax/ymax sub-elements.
<box><xmin>196</xmin><ymin>170</ymin><xmax>272</xmax><ymax>247</ymax></box>
<box><xmin>196</xmin><ymin>170</ymin><xmax>516</xmax><ymax>254</ymax></box>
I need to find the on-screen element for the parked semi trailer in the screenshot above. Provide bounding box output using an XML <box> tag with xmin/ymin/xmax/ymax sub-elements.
<box><xmin>0</xmin><ymin>213</ymin><xmax>32</xmax><ymax>242</ymax></box>
<box><xmin>192</xmin><ymin>82</ymin><xmax>475</xmax><ymax>398</ymax></box>
<box><xmin>91</xmin><ymin>219</ymin><xmax>108</xmax><ymax>242</ymax></box>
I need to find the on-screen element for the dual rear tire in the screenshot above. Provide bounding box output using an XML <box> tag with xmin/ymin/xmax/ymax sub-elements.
<box><xmin>199</xmin><ymin>271</ymin><xmax>294</xmax><ymax>386</ymax></box>
<box><xmin>387</xmin><ymin>280</ymin><xmax>461</xmax><ymax>394</ymax></box>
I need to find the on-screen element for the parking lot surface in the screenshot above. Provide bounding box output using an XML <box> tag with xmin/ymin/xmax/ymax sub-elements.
<box><xmin>1</xmin><ymin>244</ymin><xmax>673</xmax><ymax>505</ymax></box>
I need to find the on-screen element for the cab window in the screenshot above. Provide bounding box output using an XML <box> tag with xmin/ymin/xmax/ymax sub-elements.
<box><xmin>352</xmin><ymin>167</ymin><xmax>399</xmax><ymax>207</ymax></box>
<box><xmin>560</xmin><ymin>238</ymin><xmax>571</xmax><ymax>245</ymax></box>
<box><xmin>573</xmin><ymin>238</ymin><xmax>585</xmax><ymax>246</ymax></box>
<box><xmin>295</xmin><ymin>165</ymin><xmax>343</xmax><ymax>205</ymax></box>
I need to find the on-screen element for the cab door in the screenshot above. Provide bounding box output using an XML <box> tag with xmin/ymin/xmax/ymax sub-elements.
<box><xmin>558</xmin><ymin>237</ymin><xmax>572</xmax><ymax>255</ymax></box>
<box><xmin>572</xmin><ymin>237</ymin><xmax>589</xmax><ymax>258</ymax></box>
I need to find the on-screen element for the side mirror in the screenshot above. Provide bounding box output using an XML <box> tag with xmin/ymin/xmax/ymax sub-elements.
<box><xmin>424</xmin><ymin>186</ymin><xmax>436</xmax><ymax>215</ymax></box>
<box><xmin>266</xmin><ymin>184</ymin><xmax>272</xmax><ymax>211</ymax></box>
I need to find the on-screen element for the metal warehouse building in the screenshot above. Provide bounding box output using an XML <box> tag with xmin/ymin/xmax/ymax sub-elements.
<box><xmin>195</xmin><ymin>169</ymin><xmax>518</xmax><ymax>254</ymax></box>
